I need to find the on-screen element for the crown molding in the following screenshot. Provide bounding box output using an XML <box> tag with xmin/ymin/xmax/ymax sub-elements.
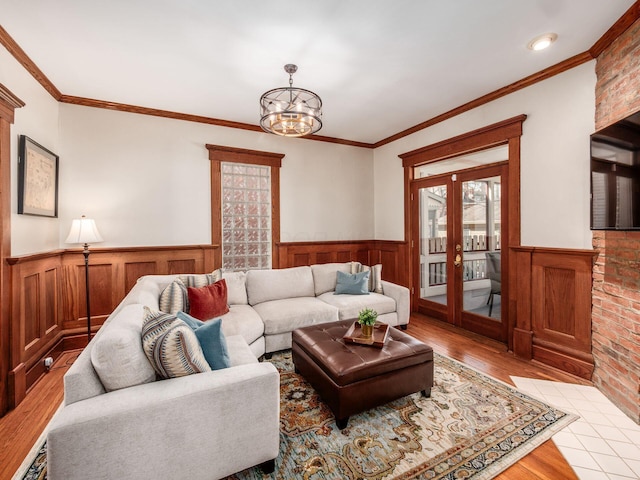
<box><xmin>1</xmin><ymin>2</ymin><xmax>637</xmax><ymax>148</ymax></box>
<box><xmin>590</xmin><ymin>0</ymin><xmax>640</xmax><ymax>58</ymax></box>
<box><xmin>0</xmin><ymin>25</ymin><xmax>62</xmax><ymax>100</ymax></box>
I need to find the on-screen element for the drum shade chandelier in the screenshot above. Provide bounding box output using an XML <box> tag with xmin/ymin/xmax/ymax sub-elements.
<box><xmin>259</xmin><ymin>64</ymin><xmax>322</xmax><ymax>137</ymax></box>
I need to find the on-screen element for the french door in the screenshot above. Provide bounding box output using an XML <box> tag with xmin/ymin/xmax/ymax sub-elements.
<box><xmin>411</xmin><ymin>163</ymin><xmax>509</xmax><ymax>342</ymax></box>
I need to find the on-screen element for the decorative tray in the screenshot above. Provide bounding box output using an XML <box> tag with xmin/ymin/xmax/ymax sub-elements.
<box><xmin>343</xmin><ymin>322</ymin><xmax>390</xmax><ymax>348</ymax></box>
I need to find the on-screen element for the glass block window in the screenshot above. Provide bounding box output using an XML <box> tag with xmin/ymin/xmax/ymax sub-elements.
<box><xmin>221</xmin><ymin>162</ymin><xmax>272</xmax><ymax>271</ymax></box>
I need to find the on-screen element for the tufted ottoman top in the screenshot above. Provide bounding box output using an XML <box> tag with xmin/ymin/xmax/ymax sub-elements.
<box><xmin>292</xmin><ymin>319</ymin><xmax>433</xmax><ymax>386</ymax></box>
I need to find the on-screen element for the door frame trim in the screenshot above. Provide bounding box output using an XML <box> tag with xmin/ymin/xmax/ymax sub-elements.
<box><xmin>400</xmin><ymin>114</ymin><xmax>526</xmax><ymax>349</ymax></box>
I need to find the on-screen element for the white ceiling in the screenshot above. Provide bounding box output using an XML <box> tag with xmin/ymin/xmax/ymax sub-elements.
<box><xmin>0</xmin><ymin>0</ymin><xmax>635</xmax><ymax>144</ymax></box>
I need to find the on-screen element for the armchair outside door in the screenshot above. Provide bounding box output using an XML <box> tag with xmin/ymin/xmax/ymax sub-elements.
<box><xmin>485</xmin><ymin>251</ymin><xmax>501</xmax><ymax>317</ymax></box>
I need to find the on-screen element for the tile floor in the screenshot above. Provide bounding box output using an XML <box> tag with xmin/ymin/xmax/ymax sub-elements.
<box><xmin>512</xmin><ymin>377</ymin><xmax>640</xmax><ymax>479</ymax></box>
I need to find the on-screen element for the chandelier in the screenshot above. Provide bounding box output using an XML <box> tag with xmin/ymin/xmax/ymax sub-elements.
<box><xmin>259</xmin><ymin>64</ymin><xmax>322</xmax><ymax>137</ymax></box>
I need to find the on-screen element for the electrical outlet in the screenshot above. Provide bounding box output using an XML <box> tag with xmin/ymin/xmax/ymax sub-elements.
<box><xmin>44</xmin><ymin>357</ymin><xmax>53</xmax><ymax>370</ymax></box>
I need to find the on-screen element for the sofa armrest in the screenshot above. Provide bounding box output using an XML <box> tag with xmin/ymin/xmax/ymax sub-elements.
<box><xmin>48</xmin><ymin>363</ymin><xmax>280</xmax><ymax>480</ymax></box>
<box><xmin>381</xmin><ymin>280</ymin><xmax>410</xmax><ymax>326</ymax></box>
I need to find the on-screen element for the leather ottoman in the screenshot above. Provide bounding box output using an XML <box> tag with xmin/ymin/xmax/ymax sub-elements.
<box><xmin>292</xmin><ymin>319</ymin><xmax>434</xmax><ymax>429</ymax></box>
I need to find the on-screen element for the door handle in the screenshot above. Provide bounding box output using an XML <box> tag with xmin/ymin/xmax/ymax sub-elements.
<box><xmin>454</xmin><ymin>254</ymin><xmax>462</xmax><ymax>267</ymax></box>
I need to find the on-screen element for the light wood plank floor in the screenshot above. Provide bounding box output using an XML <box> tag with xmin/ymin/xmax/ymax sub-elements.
<box><xmin>1</xmin><ymin>314</ymin><xmax>588</xmax><ymax>479</ymax></box>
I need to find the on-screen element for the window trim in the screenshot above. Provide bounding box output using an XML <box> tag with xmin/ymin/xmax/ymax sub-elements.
<box><xmin>206</xmin><ymin>144</ymin><xmax>283</xmax><ymax>269</ymax></box>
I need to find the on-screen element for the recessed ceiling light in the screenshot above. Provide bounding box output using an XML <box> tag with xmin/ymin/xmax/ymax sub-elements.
<box><xmin>527</xmin><ymin>33</ymin><xmax>558</xmax><ymax>51</ymax></box>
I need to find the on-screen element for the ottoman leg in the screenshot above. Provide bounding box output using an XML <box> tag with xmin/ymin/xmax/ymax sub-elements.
<box><xmin>400</xmin><ymin>324</ymin><xmax>408</xmax><ymax>330</ymax></box>
<box><xmin>336</xmin><ymin>417</ymin><xmax>349</xmax><ymax>430</ymax></box>
<box><xmin>422</xmin><ymin>388</ymin><xmax>431</xmax><ymax>398</ymax></box>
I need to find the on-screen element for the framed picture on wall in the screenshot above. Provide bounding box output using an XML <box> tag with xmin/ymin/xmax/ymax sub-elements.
<box><xmin>18</xmin><ymin>135</ymin><xmax>59</xmax><ymax>218</ymax></box>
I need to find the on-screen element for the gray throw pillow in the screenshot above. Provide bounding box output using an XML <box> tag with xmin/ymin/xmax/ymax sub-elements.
<box><xmin>334</xmin><ymin>270</ymin><xmax>370</xmax><ymax>295</ymax></box>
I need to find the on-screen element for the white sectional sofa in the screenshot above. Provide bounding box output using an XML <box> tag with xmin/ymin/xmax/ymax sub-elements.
<box><xmin>46</xmin><ymin>263</ymin><xmax>409</xmax><ymax>480</ymax></box>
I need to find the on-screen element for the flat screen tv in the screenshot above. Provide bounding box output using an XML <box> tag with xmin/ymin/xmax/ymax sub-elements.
<box><xmin>590</xmin><ymin>110</ymin><xmax>640</xmax><ymax>230</ymax></box>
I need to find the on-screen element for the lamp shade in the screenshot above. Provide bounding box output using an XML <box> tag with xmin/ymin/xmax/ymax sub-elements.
<box><xmin>65</xmin><ymin>216</ymin><xmax>103</xmax><ymax>245</ymax></box>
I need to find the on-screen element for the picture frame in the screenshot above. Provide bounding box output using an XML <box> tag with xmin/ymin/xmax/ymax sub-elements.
<box><xmin>18</xmin><ymin>135</ymin><xmax>59</xmax><ymax>218</ymax></box>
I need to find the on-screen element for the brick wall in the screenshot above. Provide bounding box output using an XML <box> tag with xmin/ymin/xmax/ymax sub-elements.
<box><xmin>593</xmin><ymin>17</ymin><xmax>640</xmax><ymax>424</ymax></box>
<box><xmin>595</xmin><ymin>18</ymin><xmax>640</xmax><ymax>130</ymax></box>
<box><xmin>591</xmin><ymin>232</ymin><xmax>640</xmax><ymax>423</ymax></box>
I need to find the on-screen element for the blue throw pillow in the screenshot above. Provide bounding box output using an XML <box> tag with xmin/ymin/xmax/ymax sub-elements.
<box><xmin>334</xmin><ymin>270</ymin><xmax>370</xmax><ymax>295</ymax></box>
<box><xmin>176</xmin><ymin>312</ymin><xmax>231</xmax><ymax>370</ymax></box>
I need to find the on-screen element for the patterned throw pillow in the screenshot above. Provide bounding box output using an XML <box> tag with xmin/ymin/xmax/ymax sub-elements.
<box><xmin>159</xmin><ymin>269</ymin><xmax>223</xmax><ymax>313</ymax></box>
<box><xmin>159</xmin><ymin>278</ymin><xmax>188</xmax><ymax>314</ymax></box>
<box><xmin>349</xmin><ymin>262</ymin><xmax>383</xmax><ymax>293</ymax></box>
<box><xmin>141</xmin><ymin>307</ymin><xmax>211</xmax><ymax>379</ymax></box>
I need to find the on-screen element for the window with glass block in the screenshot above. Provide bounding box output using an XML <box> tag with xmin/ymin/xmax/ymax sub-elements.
<box><xmin>221</xmin><ymin>162</ymin><xmax>272</xmax><ymax>271</ymax></box>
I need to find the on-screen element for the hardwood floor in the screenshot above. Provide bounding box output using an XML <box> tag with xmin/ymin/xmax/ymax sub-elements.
<box><xmin>0</xmin><ymin>350</ymin><xmax>80</xmax><ymax>480</ymax></box>
<box><xmin>408</xmin><ymin>314</ymin><xmax>588</xmax><ymax>480</ymax></box>
<box><xmin>1</xmin><ymin>314</ymin><xmax>587</xmax><ymax>479</ymax></box>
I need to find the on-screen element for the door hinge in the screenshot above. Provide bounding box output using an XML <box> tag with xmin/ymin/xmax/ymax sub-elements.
<box><xmin>411</xmin><ymin>287</ymin><xmax>415</xmax><ymax>295</ymax></box>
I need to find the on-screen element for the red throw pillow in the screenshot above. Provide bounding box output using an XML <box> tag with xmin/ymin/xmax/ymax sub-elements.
<box><xmin>187</xmin><ymin>279</ymin><xmax>230</xmax><ymax>320</ymax></box>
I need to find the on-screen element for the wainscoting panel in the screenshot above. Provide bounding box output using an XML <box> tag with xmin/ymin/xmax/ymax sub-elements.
<box><xmin>275</xmin><ymin>240</ymin><xmax>408</xmax><ymax>286</ymax></box>
<box><xmin>276</xmin><ymin>242</ymin><xmax>371</xmax><ymax>269</ymax></box>
<box><xmin>44</xmin><ymin>269</ymin><xmax>57</xmax><ymax>334</ymax></box>
<box><xmin>512</xmin><ymin>247</ymin><xmax>597</xmax><ymax>379</ymax></box>
<box><xmin>124</xmin><ymin>261</ymin><xmax>157</xmax><ymax>292</ymax></box>
<box><xmin>23</xmin><ymin>274</ymin><xmax>40</xmax><ymax>350</ymax></box>
<box><xmin>168</xmin><ymin>259</ymin><xmax>197</xmax><ymax>275</ymax></box>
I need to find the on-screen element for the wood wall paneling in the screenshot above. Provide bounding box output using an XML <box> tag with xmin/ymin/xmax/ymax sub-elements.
<box><xmin>512</xmin><ymin>247</ymin><xmax>596</xmax><ymax>379</ymax></box>
<box><xmin>124</xmin><ymin>262</ymin><xmax>157</xmax><ymax>293</ymax></box>
<box><xmin>23</xmin><ymin>274</ymin><xmax>39</xmax><ymax>351</ymax></box>
<box><xmin>275</xmin><ymin>240</ymin><xmax>408</xmax><ymax>287</ymax></box>
<box><xmin>44</xmin><ymin>269</ymin><xmax>57</xmax><ymax>334</ymax></box>
<box><xmin>168</xmin><ymin>259</ymin><xmax>196</xmax><ymax>275</ymax></box>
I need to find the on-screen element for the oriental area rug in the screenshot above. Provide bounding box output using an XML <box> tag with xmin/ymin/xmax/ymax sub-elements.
<box><xmin>20</xmin><ymin>351</ymin><xmax>576</xmax><ymax>480</ymax></box>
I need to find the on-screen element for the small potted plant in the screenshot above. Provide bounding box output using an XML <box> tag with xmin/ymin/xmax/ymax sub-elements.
<box><xmin>358</xmin><ymin>308</ymin><xmax>378</xmax><ymax>338</ymax></box>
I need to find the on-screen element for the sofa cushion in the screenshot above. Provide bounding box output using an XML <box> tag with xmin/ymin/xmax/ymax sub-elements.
<box><xmin>220</xmin><ymin>304</ymin><xmax>264</xmax><ymax>345</ymax></box>
<box><xmin>177</xmin><ymin>312</ymin><xmax>231</xmax><ymax>370</ymax></box>
<box><xmin>90</xmin><ymin>304</ymin><xmax>156</xmax><ymax>392</ymax></box>
<box><xmin>141</xmin><ymin>307</ymin><xmax>211</xmax><ymax>378</ymax></box>
<box><xmin>158</xmin><ymin>269</ymin><xmax>223</xmax><ymax>313</ymax></box>
<box><xmin>253</xmin><ymin>297</ymin><xmax>338</xmax><ymax>335</ymax></box>
<box><xmin>318</xmin><ymin>291</ymin><xmax>396</xmax><ymax>321</ymax></box>
<box><xmin>335</xmin><ymin>270</ymin><xmax>370</xmax><ymax>295</ymax></box>
<box><xmin>187</xmin><ymin>279</ymin><xmax>230</xmax><ymax>320</ymax></box>
<box><xmin>246</xmin><ymin>266</ymin><xmax>314</xmax><ymax>305</ymax></box>
<box><xmin>311</xmin><ymin>262</ymin><xmax>351</xmax><ymax>296</ymax></box>
<box><xmin>225</xmin><ymin>335</ymin><xmax>260</xmax><ymax>366</ymax></box>
<box><xmin>222</xmin><ymin>271</ymin><xmax>248</xmax><ymax>305</ymax></box>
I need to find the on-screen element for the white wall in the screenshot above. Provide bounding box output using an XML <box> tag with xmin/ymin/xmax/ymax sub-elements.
<box><xmin>58</xmin><ymin>105</ymin><xmax>374</xmax><ymax>248</ymax></box>
<box><xmin>0</xmin><ymin>46</ymin><xmax>61</xmax><ymax>256</ymax></box>
<box><xmin>373</xmin><ymin>61</ymin><xmax>596</xmax><ymax>250</ymax></box>
<box><xmin>2</xmin><ymin>40</ymin><xmax>597</xmax><ymax>254</ymax></box>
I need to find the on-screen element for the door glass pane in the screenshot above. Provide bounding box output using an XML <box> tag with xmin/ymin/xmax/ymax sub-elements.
<box><xmin>419</xmin><ymin>184</ymin><xmax>448</xmax><ymax>305</ymax></box>
<box><xmin>461</xmin><ymin>176</ymin><xmax>501</xmax><ymax>319</ymax></box>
